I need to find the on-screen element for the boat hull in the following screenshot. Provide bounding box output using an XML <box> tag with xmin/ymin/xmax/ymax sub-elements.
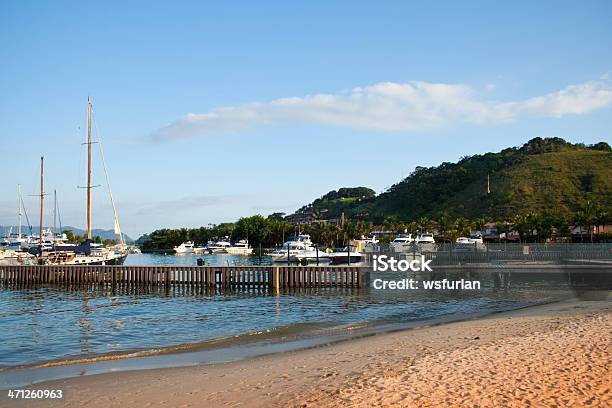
<box><xmin>328</xmin><ymin>252</ymin><xmax>363</xmax><ymax>265</ymax></box>
<box><xmin>225</xmin><ymin>248</ymin><xmax>253</xmax><ymax>255</ymax></box>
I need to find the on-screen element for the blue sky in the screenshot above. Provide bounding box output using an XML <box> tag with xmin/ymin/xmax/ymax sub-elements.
<box><xmin>1</xmin><ymin>1</ymin><xmax>611</xmax><ymax>237</ymax></box>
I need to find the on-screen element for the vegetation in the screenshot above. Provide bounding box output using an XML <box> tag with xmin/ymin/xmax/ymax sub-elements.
<box><xmin>295</xmin><ymin>187</ymin><xmax>376</xmax><ymax>219</ymax></box>
<box><xmin>63</xmin><ymin>230</ymin><xmax>118</xmax><ymax>247</ymax></box>
<box><xmin>298</xmin><ymin>138</ymin><xmax>611</xmax><ymax>223</ymax></box>
<box><xmin>137</xmin><ymin>138</ymin><xmax>611</xmax><ymax>250</ymax></box>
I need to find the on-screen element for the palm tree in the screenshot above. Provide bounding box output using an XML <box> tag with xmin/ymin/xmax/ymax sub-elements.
<box><xmin>526</xmin><ymin>212</ymin><xmax>542</xmax><ymax>242</ymax></box>
<box><xmin>594</xmin><ymin>208</ymin><xmax>609</xmax><ymax>237</ymax></box>
<box><xmin>511</xmin><ymin>214</ymin><xmax>528</xmax><ymax>243</ymax></box>
<box><xmin>383</xmin><ymin>216</ymin><xmax>399</xmax><ymax>234</ymax></box>
<box><xmin>495</xmin><ymin>221</ymin><xmax>509</xmax><ymax>242</ymax></box>
<box><xmin>472</xmin><ymin>218</ymin><xmax>487</xmax><ymax>236</ymax></box>
<box><xmin>437</xmin><ymin>212</ymin><xmax>450</xmax><ymax>237</ymax></box>
<box><xmin>418</xmin><ymin>217</ymin><xmax>433</xmax><ymax>234</ymax></box>
<box><xmin>575</xmin><ymin>199</ymin><xmax>598</xmax><ymax>243</ymax></box>
<box><xmin>454</xmin><ymin>217</ymin><xmax>471</xmax><ymax>237</ymax></box>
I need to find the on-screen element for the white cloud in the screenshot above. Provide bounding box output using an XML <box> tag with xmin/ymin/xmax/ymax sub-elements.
<box><xmin>153</xmin><ymin>79</ymin><xmax>612</xmax><ymax>141</ymax></box>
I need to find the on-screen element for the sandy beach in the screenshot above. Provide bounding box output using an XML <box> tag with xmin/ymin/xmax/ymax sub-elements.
<box><xmin>2</xmin><ymin>296</ymin><xmax>610</xmax><ymax>408</ymax></box>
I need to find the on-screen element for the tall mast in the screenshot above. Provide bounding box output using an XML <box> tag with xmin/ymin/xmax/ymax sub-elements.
<box><xmin>87</xmin><ymin>96</ymin><xmax>92</xmax><ymax>240</ymax></box>
<box><xmin>39</xmin><ymin>156</ymin><xmax>44</xmax><ymax>251</ymax></box>
<box><xmin>17</xmin><ymin>184</ymin><xmax>22</xmax><ymax>238</ymax></box>
<box><xmin>53</xmin><ymin>189</ymin><xmax>57</xmax><ymax>235</ymax></box>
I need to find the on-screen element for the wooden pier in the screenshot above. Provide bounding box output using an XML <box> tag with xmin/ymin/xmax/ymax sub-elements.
<box><xmin>0</xmin><ymin>265</ymin><xmax>364</xmax><ymax>292</ymax></box>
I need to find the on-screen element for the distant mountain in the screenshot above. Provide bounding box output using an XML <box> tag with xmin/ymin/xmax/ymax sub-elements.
<box><xmin>291</xmin><ymin>138</ymin><xmax>612</xmax><ymax>222</ymax></box>
<box><xmin>0</xmin><ymin>225</ymin><xmax>133</xmax><ymax>243</ymax></box>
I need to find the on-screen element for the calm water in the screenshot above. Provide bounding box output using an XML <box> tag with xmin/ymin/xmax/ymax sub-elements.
<box><xmin>124</xmin><ymin>252</ymin><xmax>274</xmax><ymax>266</ymax></box>
<box><xmin>0</xmin><ymin>258</ymin><xmax>584</xmax><ymax>387</ymax></box>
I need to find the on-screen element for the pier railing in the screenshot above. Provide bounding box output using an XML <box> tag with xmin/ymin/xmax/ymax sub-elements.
<box><xmin>363</xmin><ymin>243</ymin><xmax>612</xmax><ymax>265</ymax></box>
<box><xmin>0</xmin><ymin>265</ymin><xmax>363</xmax><ymax>291</ymax></box>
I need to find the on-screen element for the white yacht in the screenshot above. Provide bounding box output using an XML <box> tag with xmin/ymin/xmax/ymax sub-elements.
<box><xmin>225</xmin><ymin>239</ymin><xmax>254</xmax><ymax>256</ymax></box>
<box><xmin>390</xmin><ymin>234</ymin><xmax>414</xmax><ymax>252</ymax></box>
<box><xmin>270</xmin><ymin>235</ymin><xmax>328</xmax><ymax>263</ymax></box>
<box><xmin>328</xmin><ymin>246</ymin><xmax>363</xmax><ymax>265</ymax></box>
<box><xmin>455</xmin><ymin>235</ymin><xmax>486</xmax><ymax>251</ymax></box>
<box><xmin>415</xmin><ymin>233</ymin><xmax>435</xmax><ymax>244</ymax></box>
<box><xmin>270</xmin><ymin>240</ymin><xmax>309</xmax><ymax>262</ymax></box>
<box><xmin>207</xmin><ymin>239</ymin><xmax>232</xmax><ymax>254</ymax></box>
<box><xmin>351</xmin><ymin>235</ymin><xmax>380</xmax><ymax>253</ymax></box>
<box><xmin>174</xmin><ymin>241</ymin><xmax>195</xmax><ymax>254</ymax></box>
<box><xmin>193</xmin><ymin>245</ymin><xmax>209</xmax><ymax>254</ymax></box>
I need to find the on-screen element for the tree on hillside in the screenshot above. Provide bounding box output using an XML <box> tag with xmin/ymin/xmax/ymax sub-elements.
<box><xmin>267</xmin><ymin>212</ymin><xmax>286</xmax><ymax>221</ymax></box>
<box><xmin>454</xmin><ymin>217</ymin><xmax>471</xmax><ymax>237</ymax></box>
<box><xmin>495</xmin><ymin>221</ymin><xmax>510</xmax><ymax>242</ymax></box>
<box><xmin>526</xmin><ymin>212</ymin><xmax>543</xmax><ymax>242</ymax></box>
<box><xmin>437</xmin><ymin>212</ymin><xmax>450</xmax><ymax>237</ymax></box>
<box><xmin>511</xmin><ymin>214</ymin><xmax>529</xmax><ymax>243</ymax></box>
<box><xmin>418</xmin><ymin>217</ymin><xmax>433</xmax><ymax>233</ymax></box>
<box><xmin>594</xmin><ymin>208</ymin><xmax>609</xmax><ymax>236</ymax></box>
<box><xmin>472</xmin><ymin>218</ymin><xmax>487</xmax><ymax>235</ymax></box>
<box><xmin>574</xmin><ymin>199</ymin><xmax>598</xmax><ymax>242</ymax></box>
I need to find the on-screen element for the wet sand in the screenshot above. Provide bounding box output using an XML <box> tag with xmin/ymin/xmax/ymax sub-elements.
<box><xmin>1</xmin><ymin>296</ymin><xmax>610</xmax><ymax>407</ymax></box>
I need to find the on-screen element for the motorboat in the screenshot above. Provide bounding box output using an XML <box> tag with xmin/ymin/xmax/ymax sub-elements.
<box><xmin>351</xmin><ymin>235</ymin><xmax>380</xmax><ymax>253</ymax></box>
<box><xmin>390</xmin><ymin>234</ymin><xmax>414</xmax><ymax>252</ymax></box>
<box><xmin>270</xmin><ymin>240</ymin><xmax>310</xmax><ymax>262</ymax></box>
<box><xmin>270</xmin><ymin>235</ymin><xmax>327</xmax><ymax>263</ymax></box>
<box><xmin>225</xmin><ymin>239</ymin><xmax>254</xmax><ymax>255</ymax></box>
<box><xmin>174</xmin><ymin>241</ymin><xmax>195</xmax><ymax>254</ymax></box>
<box><xmin>415</xmin><ymin>233</ymin><xmax>437</xmax><ymax>252</ymax></box>
<box><xmin>455</xmin><ymin>235</ymin><xmax>486</xmax><ymax>251</ymax></box>
<box><xmin>415</xmin><ymin>233</ymin><xmax>435</xmax><ymax>244</ymax></box>
<box><xmin>328</xmin><ymin>246</ymin><xmax>363</xmax><ymax>265</ymax></box>
<box><xmin>207</xmin><ymin>239</ymin><xmax>232</xmax><ymax>254</ymax></box>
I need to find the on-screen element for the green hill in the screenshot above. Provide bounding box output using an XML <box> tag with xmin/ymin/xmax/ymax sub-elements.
<box><xmin>293</xmin><ymin>138</ymin><xmax>612</xmax><ymax>222</ymax></box>
<box><xmin>294</xmin><ymin>187</ymin><xmax>376</xmax><ymax>219</ymax></box>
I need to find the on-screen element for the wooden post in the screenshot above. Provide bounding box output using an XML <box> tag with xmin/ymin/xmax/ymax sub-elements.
<box><xmin>272</xmin><ymin>266</ymin><xmax>280</xmax><ymax>295</ymax></box>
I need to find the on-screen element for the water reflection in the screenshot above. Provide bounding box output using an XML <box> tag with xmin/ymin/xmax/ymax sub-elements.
<box><xmin>0</xmin><ymin>270</ymin><xmax>597</xmax><ymax>370</ymax></box>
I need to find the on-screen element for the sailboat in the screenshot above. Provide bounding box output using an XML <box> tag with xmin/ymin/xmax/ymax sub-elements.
<box><xmin>38</xmin><ymin>97</ymin><xmax>129</xmax><ymax>265</ymax></box>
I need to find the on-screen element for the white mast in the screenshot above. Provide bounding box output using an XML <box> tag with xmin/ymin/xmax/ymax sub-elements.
<box><xmin>86</xmin><ymin>96</ymin><xmax>92</xmax><ymax>240</ymax></box>
<box><xmin>53</xmin><ymin>189</ymin><xmax>57</xmax><ymax>236</ymax></box>
<box><xmin>487</xmin><ymin>173</ymin><xmax>490</xmax><ymax>194</ymax></box>
<box><xmin>17</xmin><ymin>184</ymin><xmax>22</xmax><ymax>238</ymax></box>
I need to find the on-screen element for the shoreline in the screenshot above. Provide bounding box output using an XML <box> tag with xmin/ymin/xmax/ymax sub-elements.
<box><xmin>1</xmin><ymin>295</ymin><xmax>609</xmax><ymax>407</ymax></box>
<box><xmin>0</xmin><ymin>298</ymin><xmax>546</xmax><ymax>389</ymax></box>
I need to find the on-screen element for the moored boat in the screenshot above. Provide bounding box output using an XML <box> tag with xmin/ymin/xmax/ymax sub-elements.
<box><xmin>327</xmin><ymin>247</ymin><xmax>363</xmax><ymax>265</ymax></box>
<box><xmin>225</xmin><ymin>239</ymin><xmax>254</xmax><ymax>255</ymax></box>
<box><xmin>207</xmin><ymin>239</ymin><xmax>232</xmax><ymax>254</ymax></box>
<box><xmin>174</xmin><ymin>241</ymin><xmax>195</xmax><ymax>254</ymax></box>
<box><xmin>390</xmin><ymin>234</ymin><xmax>414</xmax><ymax>252</ymax></box>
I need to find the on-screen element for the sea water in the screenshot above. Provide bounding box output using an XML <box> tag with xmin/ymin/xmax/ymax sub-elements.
<box><xmin>0</xmin><ymin>262</ymin><xmax>579</xmax><ymax>388</ymax></box>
